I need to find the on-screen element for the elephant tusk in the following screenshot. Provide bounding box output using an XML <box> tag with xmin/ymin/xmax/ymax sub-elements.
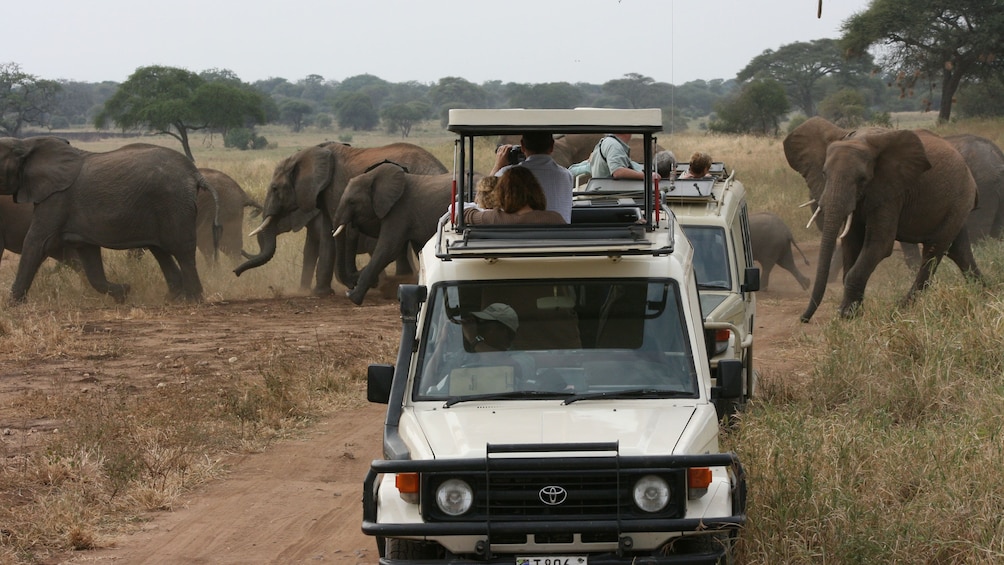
<box><xmin>248</xmin><ymin>216</ymin><xmax>272</xmax><ymax>237</ymax></box>
<box><xmin>798</xmin><ymin>199</ymin><xmax>816</xmax><ymax>208</ymax></box>
<box><xmin>838</xmin><ymin>213</ymin><xmax>853</xmax><ymax>239</ymax></box>
<box><xmin>332</xmin><ymin>224</ymin><xmax>345</xmax><ymax>238</ymax></box>
<box><xmin>806</xmin><ymin>207</ymin><xmax>821</xmax><ymax>229</ymax></box>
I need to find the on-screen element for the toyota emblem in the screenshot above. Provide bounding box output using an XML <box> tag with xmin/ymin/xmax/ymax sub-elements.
<box><xmin>539</xmin><ymin>485</ymin><xmax>568</xmax><ymax>505</ymax></box>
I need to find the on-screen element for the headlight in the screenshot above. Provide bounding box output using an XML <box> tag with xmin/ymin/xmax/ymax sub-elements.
<box><xmin>435</xmin><ymin>479</ymin><xmax>473</xmax><ymax>516</ymax></box>
<box><xmin>633</xmin><ymin>474</ymin><xmax>670</xmax><ymax>513</ymax></box>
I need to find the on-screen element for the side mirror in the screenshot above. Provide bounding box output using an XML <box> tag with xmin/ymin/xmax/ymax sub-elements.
<box><xmin>711</xmin><ymin>359</ymin><xmax>743</xmax><ymax>400</ymax></box>
<box><xmin>367</xmin><ymin>364</ymin><xmax>394</xmax><ymax>404</ymax></box>
<box><xmin>742</xmin><ymin>267</ymin><xmax>760</xmax><ymax>293</ymax></box>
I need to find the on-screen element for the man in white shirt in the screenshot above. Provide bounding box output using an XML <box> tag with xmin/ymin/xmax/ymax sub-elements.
<box><xmin>492</xmin><ymin>132</ymin><xmax>574</xmax><ymax>222</ymax></box>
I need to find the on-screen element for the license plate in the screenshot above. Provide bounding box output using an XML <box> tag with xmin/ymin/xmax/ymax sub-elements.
<box><xmin>516</xmin><ymin>557</ymin><xmax>587</xmax><ymax>565</ymax></box>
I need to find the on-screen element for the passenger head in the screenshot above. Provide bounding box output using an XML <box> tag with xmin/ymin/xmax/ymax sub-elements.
<box><xmin>520</xmin><ymin>132</ymin><xmax>554</xmax><ymax>155</ymax></box>
<box><xmin>688</xmin><ymin>151</ymin><xmax>712</xmax><ymax>176</ymax></box>
<box><xmin>497</xmin><ymin>167</ymin><xmax>547</xmax><ymax>213</ymax></box>
<box><xmin>475</xmin><ymin>176</ymin><xmax>500</xmax><ymax>209</ymax></box>
<box><xmin>655</xmin><ymin>150</ymin><xmax>677</xmax><ymax>178</ymax></box>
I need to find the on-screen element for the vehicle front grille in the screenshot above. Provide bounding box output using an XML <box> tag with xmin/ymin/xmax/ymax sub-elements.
<box><xmin>423</xmin><ymin>464</ymin><xmax>687</xmax><ymax>522</ymax></box>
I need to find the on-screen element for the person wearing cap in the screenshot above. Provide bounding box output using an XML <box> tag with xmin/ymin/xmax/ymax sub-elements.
<box><xmin>491</xmin><ymin>131</ymin><xmax>574</xmax><ymax>222</ymax></box>
<box><xmin>462</xmin><ymin>303</ymin><xmax>519</xmax><ymax>352</ymax></box>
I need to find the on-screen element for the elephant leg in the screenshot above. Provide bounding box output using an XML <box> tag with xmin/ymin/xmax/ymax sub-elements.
<box><xmin>945</xmin><ymin>229</ymin><xmax>985</xmax><ymax>285</ymax></box>
<box><xmin>9</xmin><ymin>230</ymin><xmax>57</xmax><ymax>303</ymax></box>
<box><xmin>902</xmin><ymin>244</ymin><xmax>947</xmax><ymax>307</ymax></box>
<box><xmin>777</xmin><ymin>248</ymin><xmax>810</xmax><ymax>290</ymax></box>
<box><xmin>346</xmin><ymin>241</ymin><xmax>398</xmax><ymax>305</ymax></box>
<box><xmin>839</xmin><ymin>230</ymin><xmax>893</xmax><ymax>318</ymax></box>
<box><xmin>175</xmin><ymin>250</ymin><xmax>205</xmax><ymax>302</ymax></box>
<box><xmin>758</xmin><ymin>261</ymin><xmax>773</xmax><ymax>291</ymax></box>
<box><xmin>312</xmin><ymin>216</ymin><xmax>336</xmax><ymax>297</ymax></box>
<box><xmin>300</xmin><ymin>225</ymin><xmax>320</xmax><ymax>292</ymax></box>
<box><xmin>74</xmin><ymin>244</ymin><xmax>130</xmax><ymax>303</ymax></box>
<box><xmin>900</xmin><ymin>242</ymin><xmax>922</xmax><ymax>270</ymax></box>
<box><xmin>394</xmin><ymin>244</ymin><xmax>414</xmax><ymax>277</ymax></box>
<box><xmin>148</xmin><ymin>247</ymin><xmax>186</xmax><ymax>299</ymax></box>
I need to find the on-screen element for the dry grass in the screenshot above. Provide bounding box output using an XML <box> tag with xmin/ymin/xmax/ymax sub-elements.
<box><xmin>2</xmin><ymin>114</ymin><xmax>1003</xmax><ymax>563</ymax></box>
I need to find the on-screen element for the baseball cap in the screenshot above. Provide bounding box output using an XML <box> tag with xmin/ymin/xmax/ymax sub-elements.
<box><xmin>471</xmin><ymin>303</ymin><xmax>519</xmax><ymax>333</ymax></box>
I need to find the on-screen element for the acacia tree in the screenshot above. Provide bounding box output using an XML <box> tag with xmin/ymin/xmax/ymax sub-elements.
<box><xmin>738</xmin><ymin>39</ymin><xmax>873</xmax><ymax>117</ymax></box>
<box><xmin>709</xmin><ymin>79</ymin><xmax>790</xmax><ymax>135</ymax></box>
<box><xmin>381</xmin><ymin>101</ymin><xmax>429</xmax><ymax>138</ymax></box>
<box><xmin>0</xmin><ymin>62</ymin><xmax>61</xmax><ymax>137</ymax></box>
<box><xmin>842</xmin><ymin>0</ymin><xmax>1004</xmax><ymax>123</ymax></box>
<box><xmin>95</xmin><ymin>65</ymin><xmax>268</xmax><ymax>160</ymax></box>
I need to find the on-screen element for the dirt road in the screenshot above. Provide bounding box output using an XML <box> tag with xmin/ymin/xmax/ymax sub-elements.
<box><xmin>15</xmin><ymin>250</ymin><xmax>820</xmax><ymax>565</ymax></box>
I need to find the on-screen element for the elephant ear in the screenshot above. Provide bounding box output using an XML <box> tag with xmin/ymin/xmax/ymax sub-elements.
<box><xmin>869</xmin><ymin>130</ymin><xmax>931</xmax><ymax>191</ymax></box>
<box><xmin>371</xmin><ymin>164</ymin><xmax>408</xmax><ymax>219</ymax></box>
<box><xmin>783</xmin><ymin>117</ymin><xmax>850</xmax><ymax>201</ymax></box>
<box><xmin>292</xmin><ymin>146</ymin><xmax>334</xmax><ymax>212</ymax></box>
<box><xmin>13</xmin><ymin>137</ymin><xmax>82</xmax><ymax>204</ymax></box>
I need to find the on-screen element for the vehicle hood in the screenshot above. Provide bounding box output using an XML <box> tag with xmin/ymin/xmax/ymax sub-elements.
<box><xmin>413</xmin><ymin>403</ymin><xmax>697</xmax><ymax>457</ymax></box>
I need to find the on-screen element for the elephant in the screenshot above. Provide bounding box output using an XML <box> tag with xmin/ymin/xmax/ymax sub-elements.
<box><xmin>197</xmin><ymin>168</ymin><xmax>262</xmax><ymax>263</ymax></box>
<box><xmin>783</xmin><ymin>117</ymin><xmax>984</xmax><ymax>321</ymax></box>
<box><xmin>0</xmin><ymin>137</ymin><xmax>214</xmax><ymax>303</ymax></box>
<box><xmin>748</xmin><ymin>211</ymin><xmax>810</xmax><ymax>291</ymax></box>
<box><xmin>945</xmin><ymin>134</ymin><xmax>1004</xmax><ymax>241</ymax></box>
<box><xmin>233</xmin><ymin>141</ymin><xmax>447</xmax><ymax>295</ymax></box>
<box><xmin>897</xmin><ymin>134</ymin><xmax>1004</xmax><ymax>270</ymax></box>
<box><xmin>330</xmin><ymin>162</ymin><xmax>462</xmax><ymax>305</ymax></box>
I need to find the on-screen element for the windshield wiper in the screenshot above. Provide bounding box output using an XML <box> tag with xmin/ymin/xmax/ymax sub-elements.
<box><xmin>698</xmin><ymin>281</ymin><xmax>731</xmax><ymax>290</ymax></box>
<box><xmin>443</xmin><ymin>390</ymin><xmax>572</xmax><ymax>408</ymax></box>
<box><xmin>562</xmin><ymin>388</ymin><xmax>692</xmax><ymax>405</ymax></box>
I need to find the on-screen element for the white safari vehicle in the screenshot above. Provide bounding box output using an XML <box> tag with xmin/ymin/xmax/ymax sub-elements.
<box><xmin>362</xmin><ymin>108</ymin><xmax>746</xmax><ymax>564</ymax></box>
<box><xmin>663</xmin><ymin>164</ymin><xmax>759</xmax><ymax>413</ymax></box>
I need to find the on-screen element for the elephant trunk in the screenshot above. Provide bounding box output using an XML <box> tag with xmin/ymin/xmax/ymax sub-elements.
<box><xmin>233</xmin><ymin>218</ymin><xmax>278</xmax><ymax>276</ymax></box>
<box><xmin>801</xmin><ymin>211</ymin><xmax>846</xmax><ymax>322</ymax></box>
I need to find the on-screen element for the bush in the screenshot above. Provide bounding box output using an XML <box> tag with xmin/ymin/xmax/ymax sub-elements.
<box><xmin>224</xmin><ymin>128</ymin><xmax>268</xmax><ymax>151</ymax></box>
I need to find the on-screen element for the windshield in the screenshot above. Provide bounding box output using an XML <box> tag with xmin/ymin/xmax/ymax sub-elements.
<box><xmin>414</xmin><ymin>280</ymin><xmax>699</xmax><ymax>402</ymax></box>
<box><xmin>681</xmin><ymin>225</ymin><xmax>732</xmax><ymax>290</ymax></box>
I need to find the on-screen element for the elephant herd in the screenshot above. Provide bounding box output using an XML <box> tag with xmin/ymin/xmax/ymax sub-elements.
<box><xmin>0</xmin><ymin>135</ymin><xmax>454</xmax><ymax>306</ymax></box>
<box><xmin>1</xmin><ymin>119</ymin><xmax>1001</xmax><ymax>321</ymax></box>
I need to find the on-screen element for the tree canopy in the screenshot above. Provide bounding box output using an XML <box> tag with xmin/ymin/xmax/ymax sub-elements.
<box><xmin>842</xmin><ymin>0</ymin><xmax>1004</xmax><ymax>123</ymax></box>
<box><xmin>95</xmin><ymin>65</ymin><xmax>269</xmax><ymax>160</ymax></box>
<box><xmin>0</xmin><ymin>62</ymin><xmax>61</xmax><ymax>137</ymax></box>
<box><xmin>709</xmin><ymin>79</ymin><xmax>790</xmax><ymax>135</ymax></box>
<box><xmin>738</xmin><ymin>39</ymin><xmax>873</xmax><ymax>117</ymax></box>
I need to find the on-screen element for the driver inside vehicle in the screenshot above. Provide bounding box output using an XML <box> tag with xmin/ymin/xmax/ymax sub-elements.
<box><xmin>461</xmin><ymin>303</ymin><xmax>519</xmax><ymax>352</ymax></box>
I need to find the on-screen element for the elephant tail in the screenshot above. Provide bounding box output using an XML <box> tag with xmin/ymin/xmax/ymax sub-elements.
<box><xmin>792</xmin><ymin>239</ymin><xmax>810</xmax><ymax>265</ymax></box>
<box><xmin>197</xmin><ymin>171</ymin><xmax>223</xmax><ymax>262</ymax></box>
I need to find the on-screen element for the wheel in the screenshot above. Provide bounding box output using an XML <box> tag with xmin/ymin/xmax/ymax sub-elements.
<box><xmin>386</xmin><ymin>538</ymin><xmax>442</xmax><ymax>560</ymax></box>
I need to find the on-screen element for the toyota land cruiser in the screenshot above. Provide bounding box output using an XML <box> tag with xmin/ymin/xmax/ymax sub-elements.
<box><xmin>362</xmin><ymin>108</ymin><xmax>746</xmax><ymax>564</ymax></box>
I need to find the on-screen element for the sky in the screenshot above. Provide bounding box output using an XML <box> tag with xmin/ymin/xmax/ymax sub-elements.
<box><xmin>7</xmin><ymin>0</ymin><xmax>872</xmax><ymax>87</ymax></box>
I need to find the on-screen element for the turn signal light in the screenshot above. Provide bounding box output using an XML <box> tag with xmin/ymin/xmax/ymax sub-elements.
<box><xmin>688</xmin><ymin>467</ymin><xmax>712</xmax><ymax>500</ymax></box>
<box><xmin>396</xmin><ymin>472</ymin><xmax>420</xmax><ymax>504</ymax></box>
<box><xmin>713</xmin><ymin>329</ymin><xmax>731</xmax><ymax>356</ymax></box>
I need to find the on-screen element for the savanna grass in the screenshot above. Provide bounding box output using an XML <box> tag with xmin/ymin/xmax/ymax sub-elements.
<box><xmin>729</xmin><ymin>236</ymin><xmax>1004</xmax><ymax>564</ymax></box>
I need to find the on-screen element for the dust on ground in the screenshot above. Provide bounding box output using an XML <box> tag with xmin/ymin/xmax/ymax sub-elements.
<box><xmin>0</xmin><ymin>245</ymin><xmax>829</xmax><ymax>565</ymax></box>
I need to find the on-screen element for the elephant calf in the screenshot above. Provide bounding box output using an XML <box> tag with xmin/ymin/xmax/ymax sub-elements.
<box><xmin>749</xmin><ymin>212</ymin><xmax>810</xmax><ymax>291</ymax></box>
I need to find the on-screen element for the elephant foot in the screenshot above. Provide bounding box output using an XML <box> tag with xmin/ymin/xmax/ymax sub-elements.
<box><xmin>838</xmin><ymin>300</ymin><xmax>863</xmax><ymax>319</ymax></box>
<box><xmin>108</xmin><ymin>283</ymin><xmax>131</xmax><ymax>304</ymax></box>
<box><xmin>312</xmin><ymin>286</ymin><xmax>334</xmax><ymax>297</ymax></box>
<box><xmin>7</xmin><ymin>292</ymin><xmax>28</xmax><ymax>306</ymax></box>
<box><xmin>346</xmin><ymin>288</ymin><xmax>366</xmax><ymax>306</ymax></box>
